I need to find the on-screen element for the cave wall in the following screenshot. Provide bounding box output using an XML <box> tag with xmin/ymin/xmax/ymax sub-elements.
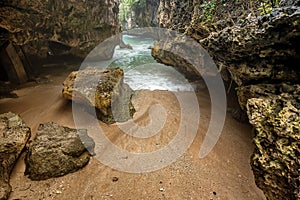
<box><xmin>0</xmin><ymin>0</ymin><xmax>120</xmax><ymax>61</ymax></box>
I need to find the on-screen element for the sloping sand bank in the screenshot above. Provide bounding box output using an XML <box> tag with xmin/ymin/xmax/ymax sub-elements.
<box><xmin>0</xmin><ymin>67</ymin><xmax>265</xmax><ymax>200</ymax></box>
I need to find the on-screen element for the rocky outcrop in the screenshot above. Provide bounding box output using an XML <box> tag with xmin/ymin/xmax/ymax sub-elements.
<box><xmin>201</xmin><ymin>7</ymin><xmax>300</xmax><ymax>87</ymax></box>
<box><xmin>0</xmin><ymin>0</ymin><xmax>119</xmax><ymax>59</ymax></box>
<box><xmin>157</xmin><ymin>0</ymin><xmax>194</xmax><ymax>32</ymax></box>
<box><xmin>201</xmin><ymin>5</ymin><xmax>300</xmax><ymax>200</ymax></box>
<box><xmin>151</xmin><ymin>35</ymin><xmax>215</xmax><ymax>81</ymax></box>
<box><xmin>247</xmin><ymin>85</ymin><xmax>300</xmax><ymax>200</ymax></box>
<box><xmin>62</xmin><ymin>68</ymin><xmax>135</xmax><ymax>124</ymax></box>
<box><xmin>25</xmin><ymin>122</ymin><xmax>94</xmax><ymax>180</ymax></box>
<box><xmin>153</xmin><ymin>0</ymin><xmax>299</xmax><ymax>199</ymax></box>
<box><xmin>0</xmin><ymin>112</ymin><xmax>31</xmax><ymax>200</ymax></box>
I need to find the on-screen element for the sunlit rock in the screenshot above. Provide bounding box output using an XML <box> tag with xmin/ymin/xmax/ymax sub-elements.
<box><xmin>62</xmin><ymin>67</ymin><xmax>135</xmax><ymax>124</ymax></box>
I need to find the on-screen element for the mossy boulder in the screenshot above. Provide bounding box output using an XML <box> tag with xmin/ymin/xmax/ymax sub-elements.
<box><xmin>62</xmin><ymin>67</ymin><xmax>135</xmax><ymax>124</ymax></box>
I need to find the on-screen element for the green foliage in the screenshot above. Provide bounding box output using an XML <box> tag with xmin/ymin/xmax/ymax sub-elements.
<box><xmin>201</xmin><ymin>0</ymin><xmax>216</xmax><ymax>21</ymax></box>
<box><xmin>258</xmin><ymin>0</ymin><xmax>279</xmax><ymax>15</ymax></box>
<box><xmin>118</xmin><ymin>0</ymin><xmax>146</xmax><ymax>23</ymax></box>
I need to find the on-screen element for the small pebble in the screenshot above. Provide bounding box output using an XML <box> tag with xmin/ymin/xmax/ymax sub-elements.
<box><xmin>56</xmin><ymin>190</ymin><xmax>62</xmax><ymax>194</ymax></box>
<box><xmin>112</xmin><ymin>177</ymin><xmax>119</xmax><ymax>182</ymax></box>
<box><xmin>159</xmin><ymin>188</ymin><xmax>165</xmax><ymax>192</ymax></box>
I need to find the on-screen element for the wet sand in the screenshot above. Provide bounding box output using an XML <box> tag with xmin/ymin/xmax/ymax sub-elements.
<box><xmin>0</xmin><ymin>67</ymin><xmax>265</xmax><ymax>200</ymax></box>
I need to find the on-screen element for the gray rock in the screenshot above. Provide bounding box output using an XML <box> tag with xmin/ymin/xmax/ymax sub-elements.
<box><xmin>25</xmin><ymin>122</ymin><xmax>94</xmax><ymax>180</ymax></box>
<box><xmin>0</xmin><ymin>112</ymin><xmax>31</xmax><ymax>200</ymax></box>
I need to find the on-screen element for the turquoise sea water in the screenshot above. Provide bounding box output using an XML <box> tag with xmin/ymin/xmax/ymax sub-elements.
<box><xmin>102</xmin><ymin>34</ymin><xmax>194</xmax><ymax>91</ymax></box>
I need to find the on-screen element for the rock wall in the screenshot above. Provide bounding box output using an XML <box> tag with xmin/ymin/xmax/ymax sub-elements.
<box><xmin>152</xmin><ymin>0</ymin><xmax>300</xmax><ymax>199</ymax></box>
<box><xmin>246</xmin><ymin>84</ymin><xmax>300</xmax><ymax>200</ymax></box>
<box><xmin>0</xmin><ymin>0</ymin><xmax>119</xmax><ymax>60</ymax></box>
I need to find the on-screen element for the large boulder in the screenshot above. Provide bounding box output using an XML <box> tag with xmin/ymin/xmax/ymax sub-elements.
<box><xmin>25</xmin><ymin>122</ymin><xmax>95</xmax><ymax>180</ymax></box>
<box><xmin>0</xmin><ymin>112</ymin><xmax>31</xmax><ymax>200</ymax></box>
<box><xmin>247</xmin><ymin>87</ymin><xmax>300</xmax><ymax>200</ymax></box>
<box><xmin>62</xmin><ymin>67</ymin><xmax>135</xmax><ymax>124</ymax></box>
<box><xmin>0</xmin><ymin>0</ymin><xmax>120</xmax><ymax>59</ymax></box>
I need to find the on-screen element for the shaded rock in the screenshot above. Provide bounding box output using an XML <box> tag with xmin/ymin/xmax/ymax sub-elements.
<box><xmin>247</xmin><ymin>87</ymin><xmax>300</xmax><ymax>200</ymax></box>
<box><xmin>0</xmin><ymin>0</ymin><xmax>120</xmax><ymax>59</ymax></box>
<box><xmin>151</xmin><ymin>32</ymin><xmax>219</xmax><ymax>82</ymax></box>
<box><xmin>0</xmin><ymin>112</ymin><xmax>31</xmax><ymax>200</ymax></box>
<box><xmin>0</xmin><ymin>82</ymin><xmax>17</xmax><ymax>99</ymax></box>
<box><xmin>25</xmin><ymin>122</ymin><xmax>94</xmax><ymax>180</ymax></box>
<box><xmin>62</xmin><ymin>68</ymin><xmax>135</xmax><ymax>124</ymax></box>
<box><xmin>237</xmin><ymin>84</ymin><xmax>291</xmax><ymax>111</ymax></box>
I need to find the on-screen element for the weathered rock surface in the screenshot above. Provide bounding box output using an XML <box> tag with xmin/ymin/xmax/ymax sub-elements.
<box><xmin>201</xmin><ymin>7</ymin><xmax>300</xmax><ymax>86</ymax></box>
<box><xmin>25</xmin><ymin>122</ymin><xmax>94</xmax><ymax>180</ymax></box>
<box><xmin>247</xmin><ymin>86</ymin><xmax>300</xmax><ymax>200</ymax></box>
<box><xmin>203</xmin><ymin>6</ymin><xmax>300</xmax><ymax>200</ymax></box>
<box><xmin>154</xmin><ymin>1</ymin><xmax>299</xmax><ymax>199</ymax></box>
<box><xmin>62</xmin><ymin>67</ymin><xmax>135</xmax><ymax>124</ymax></box>
<box><xmin>202</xmin><ymin>6</ymin><xmax>300</xmax><ymax>199</ymax></box>
<box><xmin>0</xmin><ymin>112</ymin><xmax>31</xmax><ymax>200</ymax></box>
<box><xmin>0</xmin><ymin>0</ymin><xmax>119</xmax><ymax>59</ymax></box>
<box><xmin>151</xmin><ymin>36</ymin><xmax>216</xmax><ymax>81</ymax></box>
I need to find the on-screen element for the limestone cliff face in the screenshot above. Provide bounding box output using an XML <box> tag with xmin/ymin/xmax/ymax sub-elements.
<box><xmin>153</xmin><ymin>0</ymin><xmax>300</xmax><ymax>199</ymax></box>
<box><xmin>157</xmin><ymin>0</ymin><xmax>194</xmax><ymax>32</ymax></box>
<box><xmin>0</xmin><ymin>0</ymin><xmax>119</xmax><ymax>59</ymax></box>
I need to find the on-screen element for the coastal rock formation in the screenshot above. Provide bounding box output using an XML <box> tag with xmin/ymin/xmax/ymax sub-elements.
<box><xmin>247</xmin><ymin>86</ymin><xmax>300</xmax><ymax>200</ymax></box>
<box><xmin>201</xmin><ymin>6</ymin><xmax>300</xmax><ymax>87</ymax></box>
<box><xmin>202</xmin><ymin>6</ymin><xmax>300</xmax><ymax>200</ymax></box>
<box><xmin>0</xmin><ymin>112</ymin><xmax>31</xmax><ymax>200</ymax></box>
<box><xmin>205</xmin><ymin>7</ymin><xmax>299</xmax><ymax>200</ymax></box>
<box><xmin>151</xmin><ymin>36</ymin><xmax>215</xmax><ymax>81</ymax></box>
<box><xmin>153</xmin><ymin>1</ymin><xmax>299</xmax><ymax>199</ymax></box>
<box><xmin>62</xmin><ymin>68</ymin><xmax>135</xmax><ymax>124</ymax></box>
<box><xmin>25</xmin><ymin>122</ymin><xmax>94</xmax><ymax>180</ymax></box>
<box><xmin>0</xmin><ymin>0</ymin><xmax>119</xmax><ymax>59</ymax></box>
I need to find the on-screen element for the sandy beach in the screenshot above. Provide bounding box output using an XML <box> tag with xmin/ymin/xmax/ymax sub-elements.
<box><xmin>0</xmin><ymin>66</ymin><xmax>266</xmax><ymax>200</ymax></box>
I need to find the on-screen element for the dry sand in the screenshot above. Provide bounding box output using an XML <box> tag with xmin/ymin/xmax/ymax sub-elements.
<box><xmin>0</xmin><ymin>67</ymin><xmax>266</xmax><ymax>200</ymax></box>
